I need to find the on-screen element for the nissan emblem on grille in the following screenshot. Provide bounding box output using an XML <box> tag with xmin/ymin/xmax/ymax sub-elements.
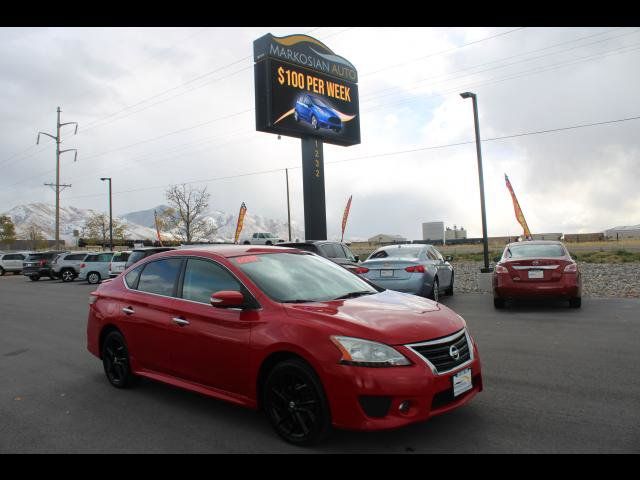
<box><xmin>449</xmin><ymin>345</ymin><xmax>460</xmax><ymax>360</ymax></box>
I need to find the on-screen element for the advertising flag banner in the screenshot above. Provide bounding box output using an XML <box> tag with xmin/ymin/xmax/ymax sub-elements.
<box><xmin>504</xmin><ymin>174</ymin><xmax>532</xmax><ymax>239</ymax></box>
<box><xmin>234</xmin><ymin>202</ymin><xmax>247</xmax><ymax>244</ymax></box>
<box><xmin>341</xmin><ymin>195</ymin><xmax>352</xmax><ymax>242</ymax></box>
<box><xmin>154</xmin><ymin>210</ymin><xmax>164</xmax><ymax>247</ymax></box>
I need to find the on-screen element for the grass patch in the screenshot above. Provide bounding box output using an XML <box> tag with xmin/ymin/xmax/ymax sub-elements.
<box><xmin>569</xmin><ymin>250</ymin><xmax>640</xmax><ymax>263</ymax></box>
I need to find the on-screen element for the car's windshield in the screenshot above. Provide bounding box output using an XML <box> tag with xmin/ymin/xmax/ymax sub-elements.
<box><xmin>369</xmin><ymin>247</ymin><xmax>424</xmax><ymax>260</ymax></box>
<box><xmin>233</xmin><ymin>252</ymin><xmax>377</xmax><ymax>303</ymax></box>
<box><xmin>507</xmin><ymin>244</ymin><xmax>566</xmax><ymax>258</ymax></box>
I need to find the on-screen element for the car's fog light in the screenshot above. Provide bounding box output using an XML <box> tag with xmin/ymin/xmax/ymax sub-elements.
<box><xmin>399</xmin><ymin>401</ymin><xmax>411</xmax><ymax>413</ymax></box>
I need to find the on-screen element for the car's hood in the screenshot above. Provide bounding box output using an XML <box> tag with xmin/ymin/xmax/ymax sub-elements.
<box><xmin>283</xmin><ymin>290</ymin><xmax>465</xmax><ymax>345</ymax></box>
<box><xmin>315</xmin><ymin>105</ymin><xmax>338</xmax><ymax>117</ymax></box>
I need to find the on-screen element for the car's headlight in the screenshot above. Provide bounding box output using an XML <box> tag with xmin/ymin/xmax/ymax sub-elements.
<box><xmin>330</xmin><ymin>336</ymin><xmax>412</xmax><ymax>367</ymax></box>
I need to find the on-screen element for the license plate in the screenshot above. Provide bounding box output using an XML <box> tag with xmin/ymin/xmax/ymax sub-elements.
<box><xmin>380</xmin><ymin>269</ymin><xmax>394</xmax><ymax>277</ymax></box>
<box><xmin>453</xmin><ymin>368</ymin><xmax>472</xmax><ymax>397</ymax></box>
<box><xmin>528</xmin><ymin>270</ymin><xmax>544</xmax><ymax>279</ymax></box>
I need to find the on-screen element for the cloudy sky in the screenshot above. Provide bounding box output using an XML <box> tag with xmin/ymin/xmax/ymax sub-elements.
<box><xmin>1</xmin><ymin>26</ymin><xmax>639</xmax><ymax>240</ymax></box>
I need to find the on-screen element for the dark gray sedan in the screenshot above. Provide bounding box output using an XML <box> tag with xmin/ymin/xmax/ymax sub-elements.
<box><xmin>358</xmin><ymin>244</ymin><xmax>454</xmax><ymax>301</ymax></box>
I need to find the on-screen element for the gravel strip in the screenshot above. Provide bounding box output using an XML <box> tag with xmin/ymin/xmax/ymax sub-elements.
<box><xmin>451</xmin><ymin>261</ymin><xmax>640</xmax><ymax>298</ymax></box>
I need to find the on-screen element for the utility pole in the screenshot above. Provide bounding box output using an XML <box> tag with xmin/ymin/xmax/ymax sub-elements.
<box><xmin>39</xmin><ymin>107</ymin><xmax>78</xmax><ymax>251</ymax></box>
<box><xmin>285</xmin><ymin>168</ymin><xmax>292</xmax><ymax>241</ymax></box>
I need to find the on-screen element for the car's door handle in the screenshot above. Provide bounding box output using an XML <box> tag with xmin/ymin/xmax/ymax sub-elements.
<box><xmin>172</xmin><ymin>317</ymin><xmax>190</xmax><ymax>327</ymax></box>
<box><xmin>122</xmin><ymin>307</ymin><xmax>135</xmax><ymax>315</ymax></box>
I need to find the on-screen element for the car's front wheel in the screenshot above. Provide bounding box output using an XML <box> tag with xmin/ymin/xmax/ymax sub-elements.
<box><xmin>102</xmin><ymin>331</ymin><xmax>136</xmax><ymax>388</ymax></box>
<box><xmin>428</xmin><ymin>277</ymin><xmax>440</xmax><ymax>301</ymax></box>
<box><xmin>29</xmin><ymin>275</ymin><xmax>40</xmax><ymax>281</ymax></box>
<box><xmin>87</xmin><ymin>272</ymin><xmax>101</xmax><ymax>284</ymax></box>
<box><xmin>294</xmin><ymin>111</ymin><xmax>299</xmax><ymax>122</ymax></box>
<box><xmin>569</xmin><ymin>297</ymin><xmax>581</xmax><ymax>308</ymax></box>
<box><xmin>311</xmin><ymin>115</ymin><xmax>319</xmax><ymax>130</ymax></box>
<box><xmin>263</xmin><ymin>359</ymin><xmax>331</xmax><ymax>446</ymax></box>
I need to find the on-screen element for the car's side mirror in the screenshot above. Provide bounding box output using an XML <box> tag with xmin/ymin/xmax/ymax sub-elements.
<box><xmin>210</xmin><ymin>290</ymin><xmax>245</xmax><ymax>308</ymax></box>
<box><xmin>444</xmin><ymin>255</ymin><xmax>453</xmax><ymax>262</ymax></box>
<box><xmin>354</xmin><ymin>255</ymin><xmax>360</xmax><ymax>262</ymax></box>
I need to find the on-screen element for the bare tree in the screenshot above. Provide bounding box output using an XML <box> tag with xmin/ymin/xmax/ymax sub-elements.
<box><xmin>82</xmin><ymin>213</ymin><xmax>126</xmax><ymax>246</ymax></box>
<box><xmin>0</xmin><ymin>215</ymin><xmax>16</xmax><ymax>243</ymax></box>
<box><xmin>165</xmin><ymin>184</ymin><xmax>215</xmax><ymax>243</ymax></box>
<box><xmin>24</xmin><ymin>222</ymin><xmax>46</xmax><ymax>250</ymax></box>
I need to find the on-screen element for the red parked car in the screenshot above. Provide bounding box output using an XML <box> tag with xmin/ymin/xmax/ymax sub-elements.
<box><xmin>87</xmin><ymin>246</ymin><xmax>482</xmax><ymax>445</ymax></box>
<box><xmin>493</xmin><ymin>240</ymin><xmax>582</xmax><ymax>309</ymax></box>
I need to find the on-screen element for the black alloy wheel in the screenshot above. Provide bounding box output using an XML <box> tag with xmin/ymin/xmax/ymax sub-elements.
<box><xmin>264</xmin><ymin>359</ymin><xmax>331</xmax><ymax>446</ymax></box>
<box><xmin>102</xmin><ymin>331</ymin><xmax>136</xmax><ymax>388</ymax></box>
<box><xmin>61</xmin><ymin>269</ymin><xmax>75</xmax><ymax>282</ymax></box>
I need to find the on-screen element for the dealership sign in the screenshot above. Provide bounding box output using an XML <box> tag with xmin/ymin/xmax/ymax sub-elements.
<box><xmin>254</xmin><ymin>33</ymin><xmax>360</xmax><ymax>147</ymax></box>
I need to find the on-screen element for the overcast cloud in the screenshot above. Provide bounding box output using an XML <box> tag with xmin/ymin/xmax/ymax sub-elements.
<box><xmin>1</xmin><ymin>26</ymin><xmax>639</xmax><ymax>240</ymax></box>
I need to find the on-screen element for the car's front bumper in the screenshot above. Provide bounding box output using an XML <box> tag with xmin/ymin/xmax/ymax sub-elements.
<box><xmin>321</xmin><ymin>342</ymin><xmax>482</xmax><ymax>431</ymax></box>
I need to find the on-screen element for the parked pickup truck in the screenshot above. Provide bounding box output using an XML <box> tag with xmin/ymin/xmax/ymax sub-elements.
<box><xmin>241</xmin><ymin>232</ymin><xmax>285</xmax><ymax>245</ymax></box>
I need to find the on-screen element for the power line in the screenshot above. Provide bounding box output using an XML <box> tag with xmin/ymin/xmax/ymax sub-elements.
<box><xmin>63</xmin><ymin>114</ymin><xmax>640</xmax><ymax>201</ymax></box>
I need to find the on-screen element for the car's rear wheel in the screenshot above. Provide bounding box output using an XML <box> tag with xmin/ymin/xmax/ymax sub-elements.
<box><xmin>263</xmin><ymin>359</ymin><xmax>331</xmax><ymax>446</ymax></box>
<box><xmin>445</xmin><ymin>273</ymin><xmax>454</xmax><ymax>296</ymax></box>
<box><xmin>243</xmin><ymin>241</ymin><xmax>251</xmax><ymax>245</ymax></box>
<box><xmin>494</xmin><ymin>297</ymin><xmax>505</xmax><ymax>309</ymax></box>
<box><xmin>29</xmin><ymin>275</ymin><xmax>40</xmax><ymax>281</ymax></box>
<box><xmin>87</xmin><ymin>272</ymin><xmax>101</xmax><ymax>284</ymax></box>
<box><xmin>429</xmin><ymin>277</ymin><xmax>440</xmax><ymax>301</ymax></box>
<box><xmin>0</xmin><ymin>267</ymin><xmax>5</xmax><ymax>276</ymax></box>
<box><xmin>102</xmin><ymin>331</ymin><xmax>136</xmax><ymax>389</ymax></box>
<box><xmin>61</xmin><ymin>269</ymin><xmax>75</xmax><ymax>282</ymax></box>
<box><xmin>569</xmin><ymin>297</ymin><xmax>582</xmax><ymax>308</ymax></box>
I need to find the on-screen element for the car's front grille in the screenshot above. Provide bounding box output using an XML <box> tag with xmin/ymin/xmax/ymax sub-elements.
<box><xmin>407</xmin><ymin>329</ymin><xmax>471</xmax><ymax>374</ymax></box>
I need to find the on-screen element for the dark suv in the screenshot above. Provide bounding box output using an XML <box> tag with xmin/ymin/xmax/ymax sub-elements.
<box><xmin>125</xmin><ymin>247</ymin><xmax>176</xmax><ymax>270</ymax></box>
<box><xmin>279</xmin><ymin>240</ymin><xmax>361</xmax><ymax>274</ymax></box>
<box><xmin>22</xmin><ymin>251</ymin><xmax>62</xmax><ymax>281</ymax></box>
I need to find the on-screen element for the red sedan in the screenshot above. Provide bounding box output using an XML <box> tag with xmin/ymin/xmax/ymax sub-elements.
<box><xmin>493</xmin><ymin>240</ymin><xmax>582</xmax><ymax>309</ymax></box>
<box><xmin>87</xmin><ymin>246</ymin><xmax>482</xmax><ymax>445</ymax></box>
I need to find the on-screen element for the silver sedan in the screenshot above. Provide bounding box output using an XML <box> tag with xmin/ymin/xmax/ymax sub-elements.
<box><xmin>358</xmin><ymin>244</ymin><xmax>454</xmax><ymax>301</ymax></box>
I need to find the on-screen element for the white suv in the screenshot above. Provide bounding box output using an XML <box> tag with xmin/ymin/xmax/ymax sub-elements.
<box><xmin>242</xmin><ymin>232</ymin><xmax>284</xmax><ymax>245</ymax></box>
<box><xmin>0</xmin><ymin>252</ymin><xmax>29</xmax><ymax>275</ymax></box>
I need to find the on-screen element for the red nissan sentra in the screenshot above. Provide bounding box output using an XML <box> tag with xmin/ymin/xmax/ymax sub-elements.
<box><xmin>87</xmin><ymin>246</ymin><xmax>482</xmax><ymax>445</ymax></box>
<box><xmin>493</xmin><ymin>240</ymin><xmax>582</xmax><ymax>309</ymax></box>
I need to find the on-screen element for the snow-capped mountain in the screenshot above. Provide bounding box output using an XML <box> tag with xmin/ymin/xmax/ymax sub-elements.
<box><xmin>2</xmin><ymin>203</ymin><xmax>304</xmax><ymax>243</ymax></box>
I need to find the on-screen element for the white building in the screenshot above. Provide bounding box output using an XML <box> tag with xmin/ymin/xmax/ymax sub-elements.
<box><xmin>368</xmin><ymin>233</ymin><xmax>407</xmax><ymax>243</ymax></box>
<box><xmin>445</xmin><ymin>225</ymin><xmax>467</xmax><ymax>241</ymax></box>
<box><xmin>605</xmin><ymin>225</ymin><xmax>640</xmax><ymax>239</ymax></box>
<box><xmin>422</xmin><ymin>222</ymin><xmax>444</xmax><ymax>242</ymax></box>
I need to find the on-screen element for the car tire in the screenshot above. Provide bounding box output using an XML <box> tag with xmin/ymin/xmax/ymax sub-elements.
<box><xmin>266</xmin><ymin>241</ymin><xmax>272</xmax><ymax>246</ymax></box>
<box><xmin>61</xmin><ymin>269</ymin><xmax>75</xmax><ymax>283</ymax></box>
<box><xmin>569</xmin><ymin>297</ymin><xmax>582</xmax><ymax>308</ymax></box>
<box><xmin>445</xmin><ymin>273</ymin><xmax>454</xmax><ymax>296</ymax></box>
<box><xmin>102</xmin><ymin>331</ymin><xmax>137</xmax><ymax>389</ymax></box>
<box><xmin>294</xmin><ymin>111</ymin><xmax>299</xmax><ymax>122</ymax></box>
<box><xmin>494</xmin><ymin>297</ymin><xmax>505</xmax><ymax>309</ymax></box>
<box><xmin>263</xmin><ymin>359</ymin><xmax>332</xmax><ymax>446</ymax></box>
<box><xmin>243</xmin><ymin>241</ymin><xmax>251</xmax><ymax>245</ymax></box>
<box><xmin>428</xmin><ymin>277</ymin><xmax>440</xmax><ymax>302</ymax></box>
<box><xmin>87</xmin><ymin>272</ymin><xmax>101</xmax><ymax>285</ymax></box>
<box><xmin>0</xmin><ymin>267</ymin><xmax>5</xmax><ymax>276</ymax></box>
<box><xmin>29</xmin><ymin>275</ymin><xmax>40</xmax><ymax>281</ymax></box>
<box><xmin>311</xmin><ymin>115</ymin><xmax>319</xmax><ymax>130</ymax></box>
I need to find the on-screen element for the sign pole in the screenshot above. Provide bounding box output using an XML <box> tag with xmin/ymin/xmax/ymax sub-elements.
<box><xmin>301</xmin><ymin>137</ymin><xmax>327</xmax><ymax>240</ymax></box>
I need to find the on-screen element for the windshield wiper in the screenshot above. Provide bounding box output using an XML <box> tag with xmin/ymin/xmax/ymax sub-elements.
<box><xmin>281</xmin><ymin>299</ymin><xmax>316</xmax><ymax>303</ymax></box>
<box><xmin>334</xmin><ymin>291</ymin><xmax>376</xmax><ymax>300</ymax></box>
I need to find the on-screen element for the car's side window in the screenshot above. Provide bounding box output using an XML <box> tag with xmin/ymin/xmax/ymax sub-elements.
<box><xmin>137</xmin><ymin>258</ymin><xmax>183</xmax><ymax>297</ymax></box>
<box><xmin>341</xmin><ymin>245</ymin><xmax>357</xmax><ymax>261</ymax></box>
<box><xmin>426</xmin><ymin>249</ymin><xmax>438</xmax><ymax>261</ymax></box>
<box><xmin>432</xmin><ymin>248</ymin><xmax>444</xmax><ymax>261</ymax></box>
<box><xmin>98</xmin><ymin>253</ymin><xmax>113</xmax><ymax>262</ymax></box>
<box><xmin>124</xmin><ymin>265</ymin><xmax>144</xmax><ymax>289</ymax></box>
<box><xmin>181</xmin><ymin>258</ymin><xmax>242</xmax><ymax>304</ymax></box>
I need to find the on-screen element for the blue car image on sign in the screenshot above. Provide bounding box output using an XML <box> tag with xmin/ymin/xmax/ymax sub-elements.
<box><xmin>294</xmin><ymin>94</ymin><xmax>342</xmax><ymax>132</ymax></box>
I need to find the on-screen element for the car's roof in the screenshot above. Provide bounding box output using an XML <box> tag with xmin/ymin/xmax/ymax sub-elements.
<box><xmin>158</xmin><ymin>244</ymin><xmax>302</xmax><ymax>259</ymax></box>
<box><xmin>280</xmin><ymin>240</ymin><xmax>344</xmax><ymax>246</ymax></box>
<box><xmin>132</xmin><ymin>247</ymin><xmax>176</xmax><ymax>251</ymax></box>
<box><xmin>505</xmin><ymin>240</ymin><xmax>565</xmax><ymax>247</ymax></box>
<box><xmin>376</xmin><ymin>243</ymin><xmax>429</xmax><ymax>250</ymax></box>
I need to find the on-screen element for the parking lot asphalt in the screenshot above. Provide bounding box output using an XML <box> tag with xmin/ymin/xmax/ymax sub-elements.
<box><xmin>1</xmin><ymin>273</ymin><xmax>639</xmax><ymax>453</ymax></box>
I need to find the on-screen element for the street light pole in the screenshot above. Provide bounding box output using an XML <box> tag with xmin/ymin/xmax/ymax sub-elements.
<box><xmin>100</xmin><ymin>177</ymin><xmax>113</xmax><ymax>250</ymax></box>
<box><xmin>460</xmin><ymin>92</ymin><xmax>491</xmax><ymax>273</ymax></box>
<box><xmin>285</xmin><ymin>168</ymin><xmax>292</xmax><ymax>241</ymax></box>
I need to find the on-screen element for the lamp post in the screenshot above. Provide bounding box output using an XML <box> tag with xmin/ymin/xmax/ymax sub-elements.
<box><xmin>460</xmin><ymin>92</ymin><xmax>491</xmax><ymax>273</ymax></box>
<box><xmin>100</xmin><ymin>177</ymin><xmax>113</xmax><ymax>251</ymax></box>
